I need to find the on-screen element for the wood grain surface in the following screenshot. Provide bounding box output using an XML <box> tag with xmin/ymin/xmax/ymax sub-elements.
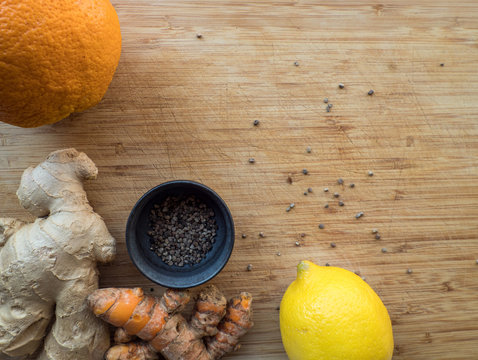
<box><xmin>1</xmin><ymin>0</ymin><xmax>478</xmax><ymax>358</ymax></box>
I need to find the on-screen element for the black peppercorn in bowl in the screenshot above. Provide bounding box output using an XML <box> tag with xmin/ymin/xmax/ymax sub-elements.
<box><xmin>126</xmin><ymin>180</ymin><xmax>235</xmax><ymax>289</ymax></box>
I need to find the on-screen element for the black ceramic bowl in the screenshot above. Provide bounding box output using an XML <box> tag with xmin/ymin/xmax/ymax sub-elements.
<box><xmin>126</xmin><ymin>180</ymin><xmax>235</xmax><ymax>288</ymax></box>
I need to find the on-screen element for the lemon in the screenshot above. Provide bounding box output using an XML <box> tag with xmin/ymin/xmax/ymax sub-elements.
<box><xmin>280</xmin><ymin>260</ymin><xmax>393</xmax><ymax>360</ymax></box>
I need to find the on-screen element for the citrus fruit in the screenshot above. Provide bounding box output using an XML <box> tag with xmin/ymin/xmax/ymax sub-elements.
<box><xmin>0</xmin><ymin>0</ymin><xmax>122</xmax><ymax>128</ymax></box>
<box><xmin>280</xmin><ymin>260</ymin><xmax>394</xmax><ymax>360</ymax></box>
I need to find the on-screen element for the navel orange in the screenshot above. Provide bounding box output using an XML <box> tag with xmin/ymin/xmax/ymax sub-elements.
<box><xmin>0</xmin><ymin>0</ymin><xmax>122</xmax><ymax>127</ymax></box>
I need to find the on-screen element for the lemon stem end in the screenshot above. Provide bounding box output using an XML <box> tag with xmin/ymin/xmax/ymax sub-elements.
<box><xmin>297</xmin><ymin>260</ymin><xmax>312</xmax><ymax>280</ymax></box>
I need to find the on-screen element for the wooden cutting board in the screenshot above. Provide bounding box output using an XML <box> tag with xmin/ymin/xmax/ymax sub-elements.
<box><xmin>1</xmin><ymin>0</ymin><xmax>478</xmax><ymax>358</ymax></box>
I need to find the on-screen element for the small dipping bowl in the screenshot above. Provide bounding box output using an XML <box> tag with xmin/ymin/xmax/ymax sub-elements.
<box><xmin>126</xmin><ymin>180</ymin><xmax>235</xmax><ymax>288</ymax></box>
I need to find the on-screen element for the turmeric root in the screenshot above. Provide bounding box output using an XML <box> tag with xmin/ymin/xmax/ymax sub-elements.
<box><xmin>103</xmin><ymin>343</ymin><xmax>159</xmax><ymax>360</ymax></box>
<box><xmin>0</xmin><ymin>149</ymin><xmax>116</xmax><ymax>359</ymax></box>
<box><xmin>88</xmin><ymin>285</ymin><xmax>253</xmax><ymax>360</ymax></box>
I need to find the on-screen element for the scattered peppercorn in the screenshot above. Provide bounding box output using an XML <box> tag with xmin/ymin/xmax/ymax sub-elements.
<box><xmin>327</xmin><ymin>103</ymin><xmax>333</xmax><ymax>109</ymax></box>
<box><xmin>286</xmin><ymin>206</ymin><xmax>291</xmax><ymax>212</ymax></box>
<box><xmin>337</xmin><ymin>178</ymin><xmax>344</xmax><ymax>185</ymax></box>
<box><xmin>368</xmin><ymin>89</ymin><xmax>374</xmax><ymax>96</ymax></box>
<box><xmin>300</xmin><ymin>233</ymin><xmax>306</xmax><ymax>237</ymax></box>
<box><xmin>324</xmin><ymin>203</ymin><xmax>329</xmax><ymax>208</ymax></box>
<box><xmin>440</xmin><ymin>63</ymin><xmax>444</xmax><ymax>67</ymax></box>
<box><xmin>375</xmin><ymin>234</ymin><xmax>381</xmax><ymax>240</ymax></box>
<box><xmin>338</xmin><ymin>200</ymin><xmax>344</xmax><ymax>206</ymax></box>
<box><xmin>241</xmin><ymin>233</ymin><xmax>247</xmax><ymax>239</ymax></box>
<box><xmin>368</xmin><ymin>170</ymin><xmax>374</xmax><ymax>176</ymax></box>
<box><xmin>247</xmin><ymin>264</ymin><xmax>253</xmax><ymax>271</ymax></box>
<box><xmin>349</xmin><ymin>183</ymin><xmax>355</xmax><ymax>188</ymax></box>
<box><xmin>294</xmin><ymin>61</ymin><xmax>299</xmax><ymax>66</ymax></box>
<box><xmin>381</xmin><ymin>247</ymin><xmax>387</xmax><ymax>253</ymax></box>
<box><xmin>318</xmin><ymin>224</ymin><xmax>325</xmax><ymax>229</ymax></box>
<box><xmin>290</xmin><ymin>203</ymin><xmax>295</xmax><ymax>208</ymax></box>
<box><xmin>196</xmin><ymin>33</ymin><xmax>202</xmax><ymax>38</ymax></box>
<box><xmin>354</xmin><ymin>270</ymin><xmax>361</xmax><ymax>275</ymax></box>
<box><xmin>372</xmin><ymin>229</ymin><xmax>378</xmax><ymax>234</ymax></box>
<box><xmin>307</xmin><ymin>187</ymin><xmax>313</xmax><ymax>193</ymax></box>
<box><xmin>306</xmin><ymin>146</ymin><xmax>312</xmax><ymax>153</ymax></box>
<box><xmin>259</xmin><ymin>232</ymin><xmax>265</xmax><ymax>238</ymax></box>
<box><xmin>324</xmin><ymin>187</ymin><xmax>329</xmax><ymax>192</ymax></box>
<box><xmin>303</xmin><ymin>192</ymin><xmax>308</xmax><ymax>196</ymax></box>
<box><xmin>355</xmin><ymin>211</ymin><xmax>364</xmax><ymax>219</ymax></box>
<box><xmin>326</xmin><ymin>106</ymin><xmax>330</xmax><ymax>112</ymax></box>
<box><xmin>330</xmin><ymin>242</ymin><xmax>336</xmax><ymax>248</ymax></box>
<box><xmin>295</xmin><ymin>241</ymin><xmax>300</xmax><ymax>247</ymax></box>
<box><xmin>325</xmin><ymin>263</ymin><xmax>330</xmax><ymax>266</ymax></box>
<box><xmin>276</xmin><ymin>305</ymin><xmax>280</xmax><ymax>310</ymax></box>
<box><xmin>476</xmin><ymin>260</ymin><xmax>478</xmax><ymax>264</ymax></box>
<box><xmin>277</xmin><ymin>252</ymin><xmax>281</xmax><ymax>256</ymax></box>
<box><xmin>150</xmin><ymin>288</ymin><xmax>155</xmax><ymax>292</ymax></box>
<box><xmin>407</xmin><ymin>268</ymin><xmax>413</xmax><ymax>274</ymax></box>
<box><xmin>248</xmin><ymin>158</ymin><xmax>255</xmax><ymax>164</ymax></box>
<box><xmin>338</xmin><ymin>83</ymin><xmax>345</xmax><ymax>89</ymax></box>
<box><xmin>302</xmin><ymin>169</ymin><xmax>309</xmax><ymax>175</ymax></box>
<box><xmin>323</xmin><ymin>98</ymin><xmax>328</xmax><ymax>103</ymax></box>
<box><xmin>361</xmin><ymin>276</ymin><xmax>366</xmax><ymax>281</ymax></box>
<box><xmin>253</xmin><ymin>119</ymin><xmax>260</xmax><ymax>126</ymax></box>
<box><xmin>334</xmin><ymin>192</ymin><xmax>340</xmax><ymax>198</ymax></box>
<box><xmin>287</xmin><ymin>173</ymin><xmax>293</xmax><ymax>184</ymax></box>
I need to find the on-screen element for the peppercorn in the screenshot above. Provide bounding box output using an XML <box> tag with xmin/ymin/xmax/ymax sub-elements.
<box><xmin>148</xmin><ymin>195</ymin><xmax>217</xmax><ymax>267</ymax></box>
<box><xmin>355</xmin><ymin>211</ymin><xmax>364</xmax><ymax>219</ymax></box>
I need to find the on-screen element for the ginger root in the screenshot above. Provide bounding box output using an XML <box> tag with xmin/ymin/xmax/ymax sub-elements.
<box><xmin>88</xmin><ymin>285</ymin><xmax>253</xmax><ymax>360</ymax></box>
<box><xmin>0</xmin><ymin>149</ymin><xmax>116</xmax><ymax>359</ymax></box>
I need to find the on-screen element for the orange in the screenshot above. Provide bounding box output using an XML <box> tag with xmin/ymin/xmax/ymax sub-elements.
<box><xmin>0</xmin><ymin>0</ymin><xmax>122</xmax><ymax>128</ymax></box>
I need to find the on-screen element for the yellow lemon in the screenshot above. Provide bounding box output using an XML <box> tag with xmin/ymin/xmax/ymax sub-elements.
<box><xmin>280</xmin><ymin>260</ymin><xmax>393</xmax><ymax>360</ymax></box>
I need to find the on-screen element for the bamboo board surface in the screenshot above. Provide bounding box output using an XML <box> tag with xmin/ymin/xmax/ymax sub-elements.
<box><xmin>1</xmin><ymin>0</ymin><xmax>478</xmax><ymax>358</ymax></box>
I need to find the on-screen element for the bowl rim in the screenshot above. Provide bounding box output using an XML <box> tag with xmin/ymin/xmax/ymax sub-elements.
<box><xmin>125</xmin><ymin>180</ymin><xmax>235</xmax><ymax>288</ymax></box>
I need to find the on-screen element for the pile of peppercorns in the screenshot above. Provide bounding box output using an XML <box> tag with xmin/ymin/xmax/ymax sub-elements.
<box><xmin>148</xmin><ymin>195</ymin><xmax>217</xmax><ymax>267</ymax></box>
